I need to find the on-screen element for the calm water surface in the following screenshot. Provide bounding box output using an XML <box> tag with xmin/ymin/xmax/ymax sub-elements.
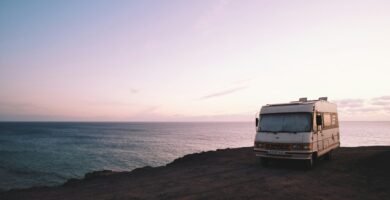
<box><xmin>0</xmin><ymin>121</ymin><xmax>389</xmax><ymax>190</ymax></box>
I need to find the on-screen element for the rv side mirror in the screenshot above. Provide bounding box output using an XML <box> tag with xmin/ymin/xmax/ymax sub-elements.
<box><xmin>316</xmin><ymin>115</ymin><xmax>323</xmax><ymax>126</ymax></box>
<box><xmin>255</xmin><ymin>118</ymin><xmax>259</xmax><ymax>127</ymax></box>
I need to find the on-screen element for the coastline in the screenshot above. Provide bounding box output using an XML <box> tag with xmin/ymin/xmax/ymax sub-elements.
<box><xmin>1</xmin><ymin>146</ymin><xmax>390</xmax><ymax>200</ymax></box>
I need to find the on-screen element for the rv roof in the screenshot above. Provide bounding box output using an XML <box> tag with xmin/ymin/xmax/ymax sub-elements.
<box><xmin>260</xmin><ymin>99</ymin><xmax>337</xmax><ymax>114</ymax></box>
<box><xmin>266</xmin><ymin>100</ymin><xmax>316</xmax><ymax>107</ymax></box>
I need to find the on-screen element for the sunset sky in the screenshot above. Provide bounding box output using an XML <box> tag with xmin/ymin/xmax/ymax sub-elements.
<box><xmin>1</xmin><ymin>0</ymin><xmax>390</xmax><ymax>121</ymax></box>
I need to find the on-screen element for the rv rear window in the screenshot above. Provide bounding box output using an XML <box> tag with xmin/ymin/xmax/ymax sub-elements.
<box><xmin>259</xmin><ymin>113</ymin><xmax>312</xmax><ymax>133</ymax></box>
<box><xmin>331</xmin><ymin>114</ymin><xmax>338</xmax><ymax>126</ymax></box>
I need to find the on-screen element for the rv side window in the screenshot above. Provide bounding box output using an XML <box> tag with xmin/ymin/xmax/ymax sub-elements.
<box><xmin>324</xmin><ymin>113</ymin><xmax>332</xmax><ymax>127</ymax></box>
<box><xmin>322</xmin><ymin>113</ymin><xmax>339</xmax><ymax>128</ymax></box>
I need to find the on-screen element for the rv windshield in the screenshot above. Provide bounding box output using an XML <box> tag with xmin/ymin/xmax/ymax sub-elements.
<box><xmin>259</xmin><ymin>113</ymin><xmax>312</xmax><ymax>133</ymax></box>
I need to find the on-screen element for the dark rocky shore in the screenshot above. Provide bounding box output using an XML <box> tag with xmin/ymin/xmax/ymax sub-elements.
<box><xmin>1</xmin><ymin>146</ymin><xmax>390</xmax><ymax>200</ymax></box>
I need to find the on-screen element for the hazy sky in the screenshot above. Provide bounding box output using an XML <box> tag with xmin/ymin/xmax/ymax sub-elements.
<box><xmin>1</xmin><ymin>0</ymin><xmax>390</xmax><ymax>121</ymax></box>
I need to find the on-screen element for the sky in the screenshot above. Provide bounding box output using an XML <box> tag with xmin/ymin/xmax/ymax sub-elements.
<box><xmin>1</xmin><ymin>0</ymin><xmax>390</xmax><ymax>121</ymax></box>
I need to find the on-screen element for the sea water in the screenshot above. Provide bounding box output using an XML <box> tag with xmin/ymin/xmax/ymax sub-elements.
<box><xmin>0</xmin><ymin>121</ymin><xmax>389</xmax><ymax>190</ymax></box>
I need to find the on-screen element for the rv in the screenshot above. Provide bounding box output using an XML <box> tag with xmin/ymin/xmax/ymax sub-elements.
<box><xmin>254</xmin><ymin>97</ymin><xmax>340</xmax><ymax>168</ymax></box>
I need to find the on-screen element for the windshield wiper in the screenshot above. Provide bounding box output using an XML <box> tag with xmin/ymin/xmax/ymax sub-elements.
<box><xmin>270</xmin><ymin>131</ymin><xmax>298</xmax><ymax>133</ymax></box>
<box><xmin>259</xmin><ymin>130</ymin><xmax>276</xmax><ymax>133</ymax></box>
<box><xmin>260</xmin><ymin>130</ymin><xmax>302</xmax><ymax>133</ymax></box>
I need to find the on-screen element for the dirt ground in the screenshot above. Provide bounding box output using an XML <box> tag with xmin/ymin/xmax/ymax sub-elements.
<box><xmin>1</xmin><ymin>146</ymin><xmax>389</xmax><ymax>200</ymax></box>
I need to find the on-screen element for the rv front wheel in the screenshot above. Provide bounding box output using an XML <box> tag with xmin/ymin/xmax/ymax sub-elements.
<box><xmin>305</xmin><ymin>156</ymin><xmax>314</xmax><ymax>170</ymax></box>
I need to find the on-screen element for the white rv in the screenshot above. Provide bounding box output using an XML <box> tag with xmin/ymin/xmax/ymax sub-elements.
<box><xmin>254</xmin><ymin>97</ymin><xmax>340</xmax><ymax>168</ymax></box>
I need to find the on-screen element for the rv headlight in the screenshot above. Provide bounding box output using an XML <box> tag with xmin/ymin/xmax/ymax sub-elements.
<box><xmin>302</xmin><ymin>144</ymin><xmax>312</xmax><ymax>150</ymax></box>
<box><xmin>291</xmin><ymin>143</ymin><xmax>311</xmax><ymax>150</ymax></box>
<box><xmin>254</xmin><ymin>142</ymin><xmax>265</xmax><ymax>148</ymax></box>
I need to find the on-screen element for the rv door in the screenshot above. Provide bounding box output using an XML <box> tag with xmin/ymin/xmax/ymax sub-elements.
<box><xmin>316</xmin><ymin>113</ymin><xmax>324</xmax><ymax>151</ymax></box>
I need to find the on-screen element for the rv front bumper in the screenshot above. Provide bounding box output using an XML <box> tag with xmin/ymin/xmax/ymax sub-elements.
<box><xmin>254</xmin><ymin>148</ymin><xmax>313</xmax><ymax>160</ymax></box>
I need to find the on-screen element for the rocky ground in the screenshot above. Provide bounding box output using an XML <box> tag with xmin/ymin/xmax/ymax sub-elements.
<box><xmin>1</xmin><ymin>146</ymin><xmax>390</xmax><ymax>200</ymax></box>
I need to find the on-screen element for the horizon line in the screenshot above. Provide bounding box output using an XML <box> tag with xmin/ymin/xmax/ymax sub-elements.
<box><xmin>0</xmin><ymin>120</ymin><xmax>389</xmax><ymax>123</ymax></box>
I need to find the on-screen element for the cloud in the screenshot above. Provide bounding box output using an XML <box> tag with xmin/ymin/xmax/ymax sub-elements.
<box><xmin>371</xmin><ymin>101</ymin><xmax>390</xmax><ymax>106</ymax></box>
<box><xmin>371</xmin><ymin>96</ymin><xmax>390</xmax><ymax>106</ymax></box>
<box><xmin>201</xmin><ymin>86</ymin><xmax>247</xmax><ymax>100</ymax></box>
<box><xmin>333</xmin><ymin>99</ymin><xmax>364</xmax><ymax>108</ymax></box>
<box><xmin>345</xmin><ymin>107</ymin><xmax>382</xmax><ymax>113</ymax></box>
<box><xmin>331</xmin><ymin>96</ymin><xmax>390</xmax><ymax>121</ymax></box>
<box><xmin>333</xmin><ymin>96</ymin><xmax>390</xmax><ymax>114</ymax></box>
<box><xmin>372</xmin><ymin>96</ymin><xmax>390</xmax><ymax>101</ymax></box>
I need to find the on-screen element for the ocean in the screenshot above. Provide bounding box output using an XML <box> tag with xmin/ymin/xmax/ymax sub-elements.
<box><xmin>0</xmin><ymin>121</ymin><xmax>389</xmax><ymax>190</ymax></box>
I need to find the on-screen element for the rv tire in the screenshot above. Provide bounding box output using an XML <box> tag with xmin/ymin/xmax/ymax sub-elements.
<box><xmin>305</xmin><ymin>156</ymin><xmax>314</xmax><ymax>170</ymax></box>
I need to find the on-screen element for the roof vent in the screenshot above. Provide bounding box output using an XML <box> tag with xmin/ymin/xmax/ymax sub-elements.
<box><xmin>299</xmin><ymin>97</ymin><xmax>307</xmax><ymax>102</ymax></box>
<box><xmin>319</xmin><ymin>97</ymin><xmax>328</xmax><ymax>101</ymax></box>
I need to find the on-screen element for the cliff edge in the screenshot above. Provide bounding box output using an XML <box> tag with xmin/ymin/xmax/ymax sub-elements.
<box><xmin>1</xmin><ymin>146</ymin><xmax>389</xmax><ymax>200</ymax></box>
